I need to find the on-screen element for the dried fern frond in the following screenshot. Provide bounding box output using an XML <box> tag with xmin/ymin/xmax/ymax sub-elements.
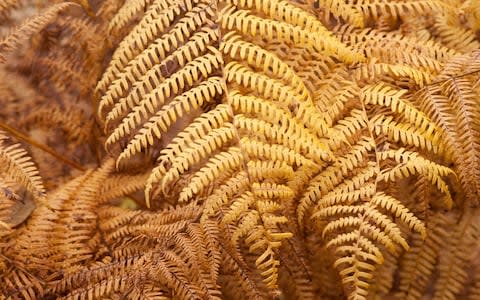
<box><xmin>1</xmin><ymin>0</ymin><xmax>479</xmax><ymax>299</ymax></box>
<box><xmin>0</xmin><ymin>2</ymin><xmax>73</xmax><ymax>63</ymax></box>
<box><xmin>0</xmin><ymin>0</ymin><xmax>23</xmax><ymax>21</ymax></box>
<box><xmin>92</xmin><ymin>0</ymin><xmax>465</xmax><ymax>297</ymax></box>
<box><xmin>0</xmin><ymin>131</ymin><xmax>45</xmax><ymax>200</ymax></box>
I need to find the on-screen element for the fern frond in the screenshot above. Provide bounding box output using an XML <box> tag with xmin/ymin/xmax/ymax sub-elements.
<box><xmin>377</xmin><ymin>148</ymin><xmax>453</xmax><ymax>207</ymax></box>
<box><xmin>89</xmin><ymin>0</ymin><xmax>476</xmax><ymax>298</ymax></box>
<box><xmin>220</xmin><ymin>5</ymin><xmax>364</xmax><ymax>64</ymax></box>
<box><xmin>98</xmin><ymin>172</ymin><xmax>150</xmax><ymax>203</ymax></box>
<box><xmin>297</xmin><ymin>138</ymin><xmax>375</xmax><ymax>223</ymax></box>
<box><xmin>201</xmin><ymin>171</ymin><xmax>250</xmax><ymax>221</ymax></box>
<box><xmin>247</xmin><ymin>160</ymin><xmax>294</xmax><ymax>181</ymax></box>
<box><xmin>336</xmin><ymin>25</ymin><xmax>456</xmax><ymax>72</ymax></box>
<box><xmin>431</xmin><ymin>14</ymin><xmax>480</xmax><ymax>53</ymax></box>
<box><xmin>1</xmin><ymin>269</ymin><xmax>44</xmax><ymax>299</ymax></box>
<box><xmin>159</xmin><ymin>124</ymin><xmax>235</xmax><ymax>188</ymax></box>
<box><xmin>439</xmin><ymin>75</ymin><xmax>480</xmax><ymax>204</ymax></box>
<box><xmin>225</xmin><ymin>63</ymin><xmax>331</xmax><ymax>138</ymax></box>
<box><xmin>102</xmin><ymin>27</ymin><xmax>220</xmax><ymax>123</ymax></box>
<box><xmin>5</xmin><ymin>160</ymin><xmax>115</xmax><ymax>280</ymax></box>
<box><xmin>355</xmin><ymin>0</ymin><xmax>448</xmax><ymax>20</ymax></box>
<box><xmin>371</xmin><ymin>114</ymin><xmax>442</xmax><ymax>154</ymax></box>
<box><xmin>95</xmin><ymin>0</ymin><xmax>205</xmax><ymax>95</ymax></box>
<box><xmin>145</xmin><ymin>104</ymin><xmax>232</xmax><ymax>205</ymax></box>
<box><xmin>235</xmin><ymin>116</ymin><xmax>329</xmax><ymax>164</ymax></box>
<box><xmin>432</xmin><ymin>213</ymin><xmax>479</xmax><ymax>300</ymax></box>
<box><xmin>0</xmin><ymin>134</ymin><xmax>45</xmax><ymax>199</ymax></box>
<box><xmin>370</xmin><ymin>192</ymin><xmax>426</xmax><ymax>238</ymax></box>
<box><xmin>49</xmin><ymin>255</ymin><xmax>145</xmax><ymax>297</ymax></box>
<box><xmin>252</xmin><ymin>182</ymin><xmax>294</xmax><ymax>200</ymax></box>
<box><xmin>0</xmin><ymin>3</ymin><xmax>73</xmax><ymax>63</ymax></box>
<box><xmin>362</xmin><ymin>83</ymin><xmax>442</xmax><ymax>141</ymax></box>
<box><xmin>0</xmin><ymin>0</ymin><xmax>22</xmax><ymax>20</ymax></box>
<box><xmin>114</xmin><ymin>77</ymin><xmax>225</xmax><ymax>167</ymax></box>
<box><xmin>100</xmin><ymin>203</ymin><xmax>201</xmax><ymax>249</ymax></box>
<box><xmin>317</xmin><ymin>0</ymin><xmax>364</xmax><ymax>28</ymax></box>
<box><xmin>326</xmin><ymin>109</ymin><xmax>368</xmax><ymax>150</ymax></box>
<box><xmin>104</xmin><ymin>50</ymin><xmax>223</xmax><ymax>152</ymax></box>
<box><xmin>355</xmin><ymin>62</ymin><xmax>432</xmax><ymax>87</ymax></box>
<box><xmin>241</xmin><ymin>138</ymin><xmax>316</xmax><ymax>168</ymax></box>
<box><xmin>221</xmin><ymin>32</ymin><xmax>310</xmax><ymax>98</ymax></box>
<box><xmin>338</xmin><ymin>25</ymin><xmax>458</xmax><ymax>61</ymax></box>
<box><xmin>108</xmin><ymin>0</ymin><xmax>155</xmax><ymax>35</ymax></box>
<box><xmin>179</xmin><ymin>147</ymin><xmax>244</xmax><ymax>202</ymax></box>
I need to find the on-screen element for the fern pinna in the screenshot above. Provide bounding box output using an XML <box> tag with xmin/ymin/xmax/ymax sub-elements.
<box><xmin>0</xmin><ymin>0</ymin><xmax>479</xmax><ymax>299</ymax></box>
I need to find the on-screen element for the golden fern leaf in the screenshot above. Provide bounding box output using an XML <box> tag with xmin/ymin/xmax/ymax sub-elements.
<box><xmin>48</xmin><ymin>255</ymin><xmax>145</xmax><ymax>298</ymax></box>
<box><xmin>354</xmin><ymin>61</ymin><xmax>433</xmax><ymax>87</ymax></box>
<box><xmin>354</xmin><ymin>0</ymin><xmax>449</xmax><ymax>21</ymax></box>
<box><xmin>431</xmin><ymin>13</ymin><xmax>480</xmax><ymax>53</ymax></box>
<box><xmin>367</xmin><ymin>246</ymin><xmax>399</xmax><ymax>299</ymax></box>
<box><xmin>98</xmin><ymin>202</ymin><xmax>201</xmax><ymax>258</ymax></box>
<box><xmin>39</xmin><ymin>160</ymin><xmax>114</xmax><ymax>270</ymax></box>
<box><xmin>361</xmin><ymin>83</ymin><xmax>444</xmax><ymax>140</ymax></box>
<box><xmin>317</xmin><ymin>0</ymin><xmax>364</xmax><ymax>28</ymax></box>
<box><xmin>92</xmin><ymin>0</ymin><xmax>470</xmax><ymax>298</ymax></box>
<box><xmin>371</xmin><ymin>114</ymin><xmax>443</xmax><ymax>154</ymax></box>
<box><xmin>102</xmin><ymin>27</ymin><xmax>220</xmax><ymax>126</ymax></box>
<box><xmin>1</xmin><ymin>0</ymin><xmax>478</xmax><ymax>297</ymax></box>
<box><xmin>336</xmin><ymin>25</ymin><xmax>456</xmax><ymax>73</ymax></box>
<box><xmin>0</xmin><ymin>163</ymin><xmax>112</xmax><ymax>299</ymax></box>
<box><xmin>111</xmin><ymin>75</ymin><xmax>225</xmax><ymax>167</ymax></box>
<box><xmin>98</xmin><ymin>172</ymin><xmax>150</xmax><ymax>203</ymax></box>
<box><xmin>145</xmin><ymin>104</ymin><xmax>232</xmax><ymax>205</ymax></box>
<box><xmin>377</xmin><ymin>148</ymin><xmax>453</xmax><ymax>208</ymax></box>
<box><xmin>95</xmin><ymin>0</ymin><xmax>208</xmax><ymax>98</ymax></box>
<box><xmin>297</xmin><ymin>69</ymin><xmax>453</xmax><ymax>298</ymax></box>
<box><xmin>393</xmin><ymin>212</ymin><xmax>479</xmax><ymax>300</ymax></box>
<box><xmin>178</xmin><ymin>147</ymin><xmax>244</xmax><ymax>202</ymax></box>
<box><xmin>98</xmin><ymin>1</ymin><xmax>360</xmax><ymax>287</ymax></box>
<box><xmin>103</xmin><ymin>47</ymin><xmax>223</xmax><ymax>146</ymax></box>
<box><xmin>108</xmin><ymin>0</ymin><xmax>155</xmax><ymax>36</ymax></box>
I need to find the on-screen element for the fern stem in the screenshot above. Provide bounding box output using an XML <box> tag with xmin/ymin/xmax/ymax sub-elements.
<box><xmin>0</xmin><ymin>121</ymin><xmax>86</xmax><ymax>171</ymax></box>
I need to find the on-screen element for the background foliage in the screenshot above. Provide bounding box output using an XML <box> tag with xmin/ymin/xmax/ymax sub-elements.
<box><xmin>0</xmin><ymin>0</ymin><xmax>479</xmax><ymax>299</ymax></box>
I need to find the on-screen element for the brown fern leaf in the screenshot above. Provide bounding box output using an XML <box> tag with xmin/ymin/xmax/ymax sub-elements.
<box><xmin>1</xmin><ymin>160</ymin><xmax>114</xmax><ymax>299</ymax></box>
<box><xmin>0</xmin><ymin>0</ymin><xmax>22</xmax><ymax>21</ymax></box>
<box><xmin>20</xmin><ymin>105</ymin><xmax>94</xmax><ymax>145</ymax></box>
<box><xmin>0</xmin><ymin>131</ymin><xmax>45</xmax><ymax>200</ymax></box>
<box><xmin>0</xmin><ymin>3</ymin><xmax>73</xmax><ymax>63</ymax></box>
<box><xmin>1</xmin><ymin>0</ymin><xmax>480</xmax><ymax>299</ymax></box>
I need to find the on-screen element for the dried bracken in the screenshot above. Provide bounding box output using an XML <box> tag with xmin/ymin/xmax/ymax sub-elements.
<box><xmin>0</xmin><ymin>0</ymin><xmax>479</xmax><ymax>299</ymax></box>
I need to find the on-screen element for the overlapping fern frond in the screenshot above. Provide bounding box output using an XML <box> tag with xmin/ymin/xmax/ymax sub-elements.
<box><xmin>0</xmin><ymin>0</ymin><xmax>479</xmax><ymax>299</ymax></box>
<box><xmin>92</xmin><ymin>0</ymin><xmax>470</xmax><ymax>298</ymax></box>
<box><xmin>96</xmin><ymin>0</ymin><xmax>362</xmax><ymax>290</ymax></box>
